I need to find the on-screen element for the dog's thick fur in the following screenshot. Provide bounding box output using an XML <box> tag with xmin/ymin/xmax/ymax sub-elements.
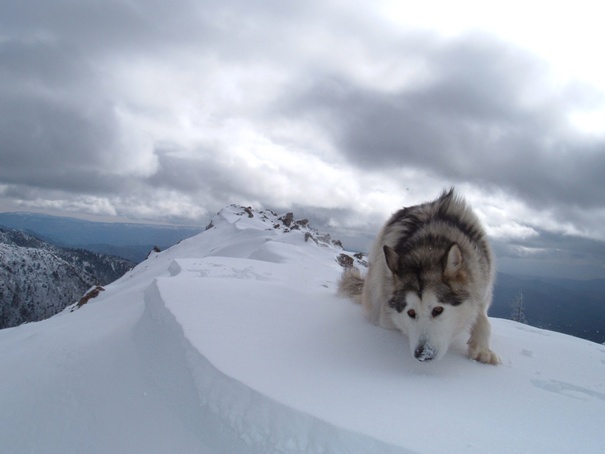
<box><xmin>339</xmin><ymin>189</ymin><xmax>500</xmax><ymax>364</ymax></box>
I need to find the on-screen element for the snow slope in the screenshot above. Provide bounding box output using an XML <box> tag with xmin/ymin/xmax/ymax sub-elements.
<box><xmin>1</xmin><ymin>205</ymin><xmax>604</xmax><ymax>453</ymax></box>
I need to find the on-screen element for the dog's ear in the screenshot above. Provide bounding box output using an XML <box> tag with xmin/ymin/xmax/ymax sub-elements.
<box><xmin>383</xmin><ymin>245</ymin><xmax>400</xmax><ymax>274</ymax></box>
<box><xmin>444</xmin><ymin>243</ymin><xmax>463</xmax><ymax>277</ymax></box>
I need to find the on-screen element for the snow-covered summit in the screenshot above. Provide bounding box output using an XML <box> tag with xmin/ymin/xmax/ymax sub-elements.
<box><xmin>204</xmin><ymin>204</ymin><xmax>349</xmax><ymax>252</ymax></box>
<box><xmin>1</xmin><ymin>205</ymin><xmax>604</xmax><ymax>454</ymax></box>
<box><xmin>126</xmin><ymin>204</ymin><xmax>364</xmax><ymax>282</ymax></box>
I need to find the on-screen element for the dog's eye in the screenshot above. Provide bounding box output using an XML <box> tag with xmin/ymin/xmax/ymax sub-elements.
<box><xmin>407</xmin><ymin>309</ymin><xmax>416</xmax><ymax>319</ymax></box>
<box><xmin>432</xmin><ymin>307</ymin><xmax>444</xmax><ymax>318</ymax></box>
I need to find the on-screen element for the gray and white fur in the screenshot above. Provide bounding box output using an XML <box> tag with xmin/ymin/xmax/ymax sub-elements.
<box><xmin>339</xmin><ymin>189</ymin><xmax>500</xmax><ymax>364</ymax></box>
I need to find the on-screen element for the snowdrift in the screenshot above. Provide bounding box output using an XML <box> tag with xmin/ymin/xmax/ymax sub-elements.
<box><xmin>1</xmin><ymin>205</ymin><xmax>604</xmax><ymax>454</ymax></box>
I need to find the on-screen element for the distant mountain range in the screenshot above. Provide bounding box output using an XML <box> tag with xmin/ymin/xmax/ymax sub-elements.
<box><xmin>0</xmin><ymin>227</ymin><xmax>135</xmax><ymax>329</ymax></box>
<box><xmin>0</xmin><ymin>212</ymin><xmax>203</xmax><ymax>263</ymax></box>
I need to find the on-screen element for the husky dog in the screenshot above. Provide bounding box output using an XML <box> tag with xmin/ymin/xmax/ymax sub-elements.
<box><xmin>339</xmin><ymin>189</ymin><xmax>500</xmax><ymax>364</ymax></box>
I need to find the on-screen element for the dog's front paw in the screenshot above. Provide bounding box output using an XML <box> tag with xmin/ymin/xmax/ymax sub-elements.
<box><xmin>468</xmin><ymin>344</ymin><xmax>501</xmax><ymax>365</ymax></box>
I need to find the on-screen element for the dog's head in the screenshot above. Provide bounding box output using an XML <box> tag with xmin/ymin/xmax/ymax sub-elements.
<box><xmin>383</xmin><ymin>242</ymin><xmax>473</xmax><ymax>362</ymax></box>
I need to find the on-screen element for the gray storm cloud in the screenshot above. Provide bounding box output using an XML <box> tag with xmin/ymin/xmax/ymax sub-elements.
<box><xmin>1</xmin><ymin>0</ymin><xmax>605</xmax><ymax>277</ymax></box>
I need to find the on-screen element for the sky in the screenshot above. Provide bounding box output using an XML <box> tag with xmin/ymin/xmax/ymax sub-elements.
<box><xmin>1</xmin><ymin>0</ymin><xmax>605</xmax><ymax>278</ymax></box>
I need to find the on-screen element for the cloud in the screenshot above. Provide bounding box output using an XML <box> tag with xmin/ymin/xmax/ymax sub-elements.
<box><xmin>1</xmin><ymin>0</ymin><xmax>605</xmax><ymax>277</ymax></box>
<box><xmin>285</xmin><ymin>32</ymin><xmax>605</xmax><ymax>207</ymax></box>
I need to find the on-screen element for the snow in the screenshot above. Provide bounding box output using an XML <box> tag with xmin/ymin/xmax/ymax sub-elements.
<box><xmin>1</xmin><ymin>205</ymin><xmax>604</xmax><ymax>453</ymax></box>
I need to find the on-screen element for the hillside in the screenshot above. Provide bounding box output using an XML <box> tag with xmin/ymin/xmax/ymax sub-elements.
<box><xmin>0</xmin><ymin>228</ymin><xmax>134</xmax><ymax>329</ymax></box>
<box><xmin>0</xmin><ymin>205</ymin><xmax>603</xmax><ymax>453</ymax></box>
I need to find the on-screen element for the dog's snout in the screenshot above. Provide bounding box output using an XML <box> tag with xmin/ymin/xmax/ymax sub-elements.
<box><xmin>414</xmin><ymin>343</ymin><xmax>436</xmax><ymax>361</ymax></box>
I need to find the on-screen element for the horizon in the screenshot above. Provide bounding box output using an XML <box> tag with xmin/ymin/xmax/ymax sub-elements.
<box><xmin>2</xmin><ymin>207</ymin><xmax>605</xmax><ymax>281</ymax></box>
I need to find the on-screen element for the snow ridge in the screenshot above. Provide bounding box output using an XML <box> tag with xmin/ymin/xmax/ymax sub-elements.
<box><xmin>143</xmin><ymin>281</ymin><xmax>405</xmax><ymax>454</ymax></box>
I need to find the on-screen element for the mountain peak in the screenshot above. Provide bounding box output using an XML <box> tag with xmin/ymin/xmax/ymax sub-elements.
<box><xmin>206</xmin><ymin>204</ymin><xmax>346</xmax><ymax>250</ymax></box>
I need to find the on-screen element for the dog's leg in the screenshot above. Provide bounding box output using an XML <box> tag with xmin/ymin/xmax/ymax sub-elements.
<box><xmin>467</xmin><ymin>312</ymin><xmax>500</xmax><ymax>365</ymax></box>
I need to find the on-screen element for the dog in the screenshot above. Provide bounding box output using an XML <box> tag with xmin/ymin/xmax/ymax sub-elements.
<box><xmin>339</xmin><ymin>189</ymin><xmax>500</xmax><ymax>364</ymax></box>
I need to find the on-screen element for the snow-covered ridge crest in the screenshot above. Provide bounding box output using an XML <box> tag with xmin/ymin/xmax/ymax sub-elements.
<box><xmin>206</xmin><ymin>204</ymin><xmax>345</xmax><ymax>249</ymax></box>
<box><xmin>176</xmin><ymin>204</ymin><xmax>365</xmax><ymax>270</ymax></box>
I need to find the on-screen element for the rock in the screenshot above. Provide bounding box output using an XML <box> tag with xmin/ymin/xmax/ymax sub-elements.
<box><xmin>337</xmin><ymin>253</ymin><xmax>354</xmax><ymax>268</ymax></box>
<box><xmin>279</xmin><ymin>213</ymin><xmax>294</xmax><ymax>227</ymax></box>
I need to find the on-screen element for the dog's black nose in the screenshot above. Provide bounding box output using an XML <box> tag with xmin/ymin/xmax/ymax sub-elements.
<box><xmin>414</xmin><ymin>345</ymin><xmax>434</xmax><ymax>361</ymax></box>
